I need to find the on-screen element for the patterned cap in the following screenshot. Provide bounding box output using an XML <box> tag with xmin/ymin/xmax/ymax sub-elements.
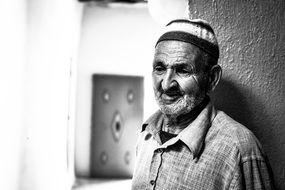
<box><xmin>156</xmin><ymin>19</ymin><xmax>219</xmax><ymax>59</ymax></box>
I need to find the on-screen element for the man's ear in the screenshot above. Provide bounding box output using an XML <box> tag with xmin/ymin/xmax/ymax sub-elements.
<box><xmin>207</xmin><ymin>65</ymin><xmax>222</xmax><ymax>93</ymax></box>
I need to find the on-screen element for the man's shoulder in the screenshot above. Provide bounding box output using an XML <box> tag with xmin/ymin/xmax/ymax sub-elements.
<box><xmin>208</xmin><ymin>110</ymin><xmax>266</xmax><ymax>162</ymax></box>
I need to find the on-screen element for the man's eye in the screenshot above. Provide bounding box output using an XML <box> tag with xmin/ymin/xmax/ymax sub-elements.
<box><xmin>153</xmin><ymin>65</ymin><xmax>166</xmax><ymax>73</ymax></box>
<box><xmin>176</xmin><ymin>67</ymin><xmax>192</xmax><ymax>75</ymax></box>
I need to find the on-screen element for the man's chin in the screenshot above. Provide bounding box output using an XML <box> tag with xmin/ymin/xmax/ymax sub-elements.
<box><xmin>156</xmin><ymin>96</ymin><xmax>198</xmax><ymax>116</ymax></box>
<box><xmin>158</xmin><ymin>102</ymin><xmax>192</xmax><ymax>116</ymax></box>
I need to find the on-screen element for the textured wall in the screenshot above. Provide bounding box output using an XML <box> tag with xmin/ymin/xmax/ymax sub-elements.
<box><xmin>187</xmin><ymin>0</ymin><xmax>285</xmax><ymax>189</ymax></box>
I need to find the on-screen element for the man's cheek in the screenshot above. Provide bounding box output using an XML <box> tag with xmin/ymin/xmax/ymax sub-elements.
<box><xmin>152</xmin><ymin>77</ymin><xmax>162</xmax><ymax>93</ymax></box>
<box><xmin>180</xmin><ymin>85</ymin><xmax>196</xmax><ymax>96</ymax></box>
<box><xmin>153</xmin><ymin>86</ymin><xmax>161</xmax><ymax>100</ymax></box>
<box><xmin>179</xmin><ymin>79</ymin><xmax>200</xmax><ymax>95</ymax></box>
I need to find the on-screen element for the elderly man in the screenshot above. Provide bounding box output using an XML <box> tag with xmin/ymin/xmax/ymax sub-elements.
<box><xmin>131</xmin><ymin>19</ymin><xmax>274</xmax><ymax>189</ymax></box>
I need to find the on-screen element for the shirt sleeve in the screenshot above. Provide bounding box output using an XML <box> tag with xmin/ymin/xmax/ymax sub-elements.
<box><xmin>231</xmin><ymin>158</ymin><xmax>275</xmax><ymax>190</ymax></box>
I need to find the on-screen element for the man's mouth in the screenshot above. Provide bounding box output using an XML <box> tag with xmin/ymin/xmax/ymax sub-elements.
<box><xmin>160</xmin><ymin>91</ymin><xmax>182</xmax><ymax>103</ymax></box>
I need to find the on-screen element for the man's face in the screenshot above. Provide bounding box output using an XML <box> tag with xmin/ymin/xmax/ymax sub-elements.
<box><xmin>152</xmin><ymin>40</ymin><xmax>208</xmax><ymax>117</ymax></box>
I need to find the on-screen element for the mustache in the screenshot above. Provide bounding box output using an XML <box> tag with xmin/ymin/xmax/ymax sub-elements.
<box><xmin>158</xmin><ymin>85</ymin><xmax>184</xmax><ymax>96</ymax></box>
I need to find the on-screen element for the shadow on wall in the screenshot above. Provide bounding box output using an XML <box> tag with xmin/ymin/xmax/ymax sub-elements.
<box><xmin>211</xmin><ymin>79</ymin><xmax>254</xmax><ymax>129</ymax></box>
<box><xmin>210</xmin><ymin>78</ymin><xmax>277</xmax><ymax>156</ymax></box>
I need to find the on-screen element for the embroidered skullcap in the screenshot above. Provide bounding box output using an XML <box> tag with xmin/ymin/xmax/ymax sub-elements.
<box><xmin>156</xmin><ymin>19</ymin><xmax>219</xmax><ymax>59</ymax></box>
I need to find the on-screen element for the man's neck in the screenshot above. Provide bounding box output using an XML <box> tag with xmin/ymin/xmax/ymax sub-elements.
<box><xmin>163</xmin><ymin>96</ymin><xmax>210</xmax><ymax>134</ymax></box>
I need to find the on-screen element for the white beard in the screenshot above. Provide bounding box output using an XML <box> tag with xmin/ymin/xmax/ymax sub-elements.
<box><xmin>155</xmin><ymin>93</ymin><xmax>205</xmax><ymax>118</ymax></box>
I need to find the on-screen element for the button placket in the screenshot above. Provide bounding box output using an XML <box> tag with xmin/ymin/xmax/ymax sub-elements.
<box><xmin>149</xmin><ymin>146</ymin><xmax>164</xmax><ymax>189</ymax></box>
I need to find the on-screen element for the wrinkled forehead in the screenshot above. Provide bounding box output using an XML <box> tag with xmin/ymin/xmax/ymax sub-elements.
<box><xmin>154</xmin><ymin>40</ymin><xmax>205</xmax><ymax>68</ymax></box>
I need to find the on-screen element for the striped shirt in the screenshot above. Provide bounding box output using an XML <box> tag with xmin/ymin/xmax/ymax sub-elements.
<box><xmin>131</xmin><ymin>102</ymin><xmax>274</xmax><ymax>190</ymax></box>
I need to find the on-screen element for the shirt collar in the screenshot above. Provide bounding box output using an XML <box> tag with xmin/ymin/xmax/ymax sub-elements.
<box><xmin>141</xmin><ymin>101</ymin><xmax>217</xmax><ymax>158</ymax></box>
<box><xmin>141</xmin><ymin>110</ymin><xmax>164</xmax><ymax>144</ymax></box>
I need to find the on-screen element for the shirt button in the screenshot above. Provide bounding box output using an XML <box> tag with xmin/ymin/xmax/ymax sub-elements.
<box><xmin>150</xmin><ymin>180</ymin><xmax>155</xmax><ymax>185</ymax></box>
<box><xmin>156</xmin><ymin>148</ymin><xmax>163</xmax><ymax>153</ymax></box>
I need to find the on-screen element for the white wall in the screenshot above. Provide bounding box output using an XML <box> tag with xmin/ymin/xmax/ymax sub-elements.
<box><xmin>20</xmin><ymin>0</ymin><xmax>83</xmax><ymax>190</ymax></box>
<box><xmin>75</xmin><ymin>2</ymin><xmax>160</xmax><ymax>177</ymax></box>
<box><xmin>0</xmin><ymin>1</ymin><xmax>26</xmax><ymax>190</ymax></box>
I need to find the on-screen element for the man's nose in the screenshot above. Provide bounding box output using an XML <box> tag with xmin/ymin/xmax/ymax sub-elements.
<box><xmin>161</xmin><ymin>69</ymin><xmax>178</xmax><ymax>90</ymax></box>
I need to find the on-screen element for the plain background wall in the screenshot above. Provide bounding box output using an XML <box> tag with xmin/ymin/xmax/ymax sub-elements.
<box><xmin>75</xmin><ymin>2</ymin><xmax>160</xmax><ymax>177</ymax></box>
<box><xmin>0</xmin><ymin>1</ymin><xmax>26</xmax><ymax>189</ymax></box>
<box><xmin>22</xmin><ymin>0</ymin><xmax>83</xmax><ymax>189</ymax></box>
<box><xmin>0</xmin><ymin>0</ymin><xmax>83</xmax><ymax>189</ymax></box>
<box><xmin>186</xmin><ymin>0</ymin><xmax>285</xmax><ymax>189</ymax></box>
